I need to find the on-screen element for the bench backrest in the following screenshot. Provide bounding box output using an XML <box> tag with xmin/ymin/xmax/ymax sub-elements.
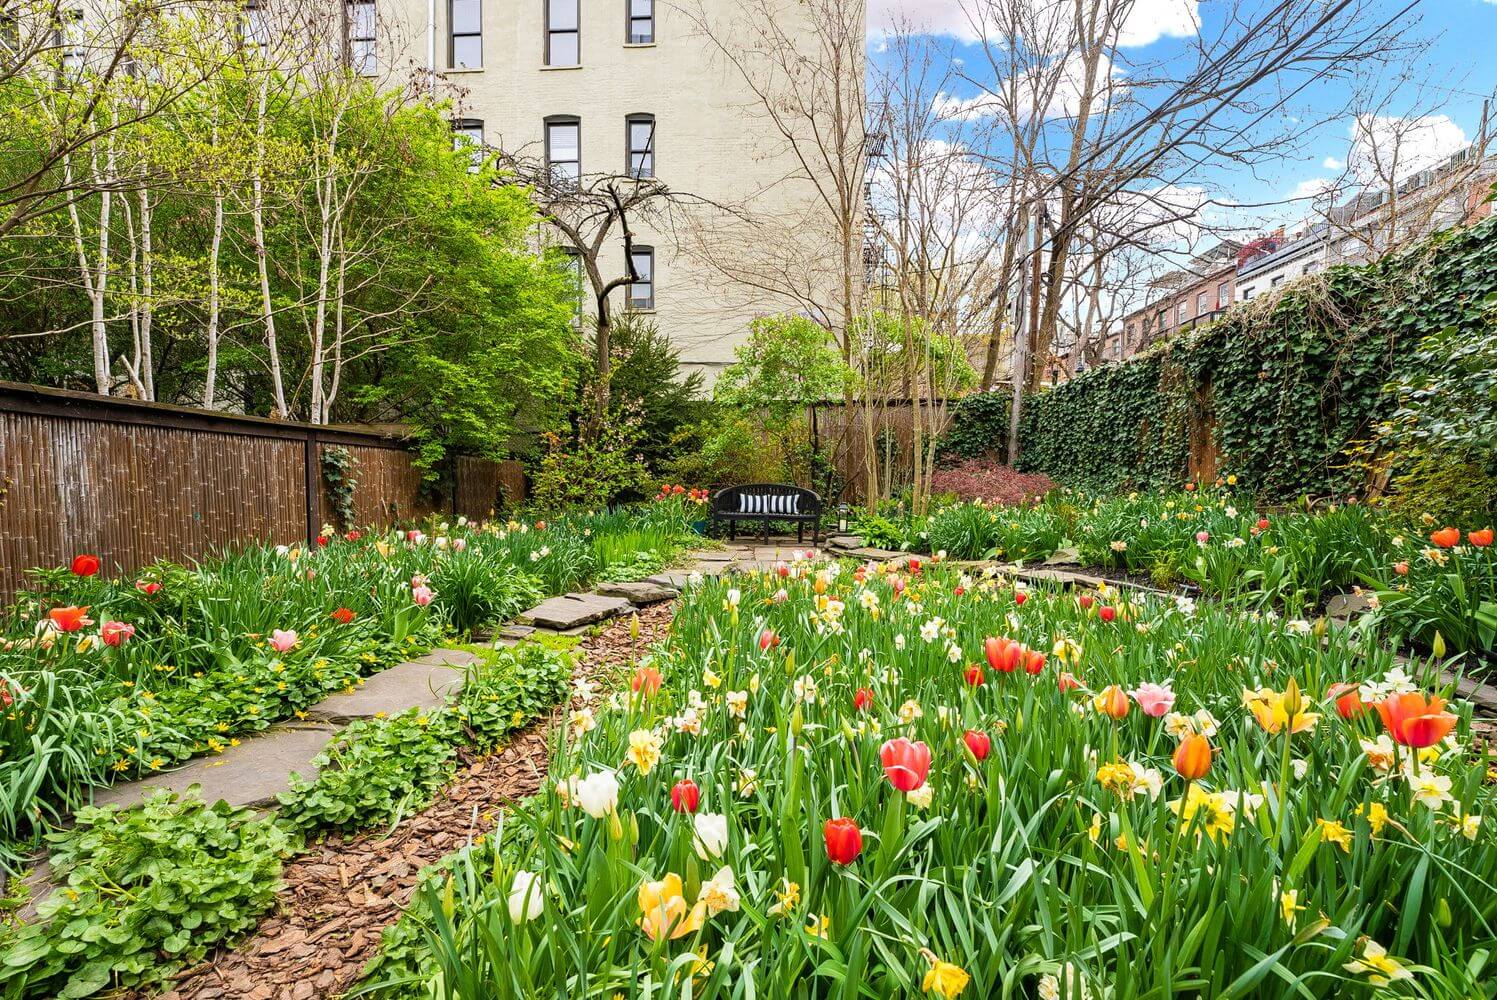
<box><xmin>712</xmin><ymin>484</ymin><xmax>822</xmax><ymax>517</ymax></box>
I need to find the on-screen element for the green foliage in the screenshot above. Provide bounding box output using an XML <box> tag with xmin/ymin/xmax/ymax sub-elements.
<box><xmin>660</xmin><ymin>408</ymin><xmax>795</xmax><ymax>487</ymax></box>
<box><xmin>1385</xmin><ymin>453</ymin><xmax>1497</xmax><ymax>527</ymax></box>
<box><xmin>854</xmin><ymin>311</ymin><xmax>977</xmax><ymax>398</ymax></box>
<box><xmin>1017</xmin><ymin>216</ymin><xmax>1497</xmax><ymax>502</ymax></box>
<box><xmin>937</xmin><ymin>391</ymin><xmax>1012</xmax><ymax>461</ymax></box>
<box><xmin>276</xmin><ymin>642</ymin><xmax>574</xmax><ymax>834</ymax></box>
<box><xmin>530</xmin><ymin>418</ymin><xmax>655</xmax><ymax>511</ymax></box>
<box><xmin>0</xmin><ymin>790</ymin><xmax>291</xmax><ymax>999</ymax></box>
<box><xmin>321</xmin><ymin>446</ymin><xmax>359</xmax><ymax>532</ymax></box>
<box><xmin>716</xmin><ymin>315</ymin><xmax>857</xmax><ymax>421</ymax></box>
<box><xmin>584</xmin><ymin>312</ymin><xmax>705</xmax><ymax>471</ymax></box>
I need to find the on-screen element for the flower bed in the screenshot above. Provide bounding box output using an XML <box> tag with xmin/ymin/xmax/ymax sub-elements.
<box><xmin>0</xmin><ymin>499</ymin><xmax>699</xmax><ymax>868</ymax></box>
<box><xmin>853</xmin><ymin>487</ymin><xmax>1496</xmax><ymax>659</ymax></box>
<box><xmin>391</xmin><ymin>558</ymin><xmax>1496</xmax><ymax>997</ymax></box>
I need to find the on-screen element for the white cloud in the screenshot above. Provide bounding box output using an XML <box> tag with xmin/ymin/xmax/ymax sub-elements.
<box><xmin>931</xmin><ymin>51</ymin><xmax>1123</xmax><ymax>122</ymax></box>
<box><xmin>869</xmin><ymin>0</ymin><xmax>1200</xmax><ymax>48</ymax></box>
<box><xmin>1347</xmin><ymin>113</ymin><xmax>1468</xmax><ymax>185</ymax></box>
<box><xmin>1322</xmin><ymin>156</ymin><xmax>1344</xmax><ymax>171</ymax></box>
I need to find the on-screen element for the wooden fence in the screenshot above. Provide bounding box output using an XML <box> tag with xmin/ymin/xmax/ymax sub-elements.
<box><xmin>0</xmin><ymin>381</ymin><xmax>523</xmax><ymax>597</ymax></box>
<box><xmin>811</xmin><ymin>399</ymin><xmax>960</xmax><ymax>501</ymax></box>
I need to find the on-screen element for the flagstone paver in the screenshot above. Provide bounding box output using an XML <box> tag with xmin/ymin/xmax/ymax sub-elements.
<box><xmin>88</xmin><ymin>722</ymin><xmax>343</xmax><ymax>813</ymax></box>
<box><xmin>593</xmin><ymin>580</ymin><xmax>679</xmax><ymax>604</ymax></box>
<box><xmin>519</xmin><ymin>592</ymin><xmax>634</xmax><ymax>629</ymax></box>
<box><xmin>305</xmin><ymin>655</ymin><xmax>474</xmax><ymax>723</ymax></box>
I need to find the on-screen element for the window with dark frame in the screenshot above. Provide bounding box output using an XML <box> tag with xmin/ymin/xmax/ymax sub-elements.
<box><xmin>628</xmin><ymin>0</ymin><xmax>654</xmax><ymax>43</ymax></box>
<box><xmin>452</xmin><ymin>118</ymin><xmax>484</xmax><ymax>170</ymax></box>
<box><xmin>1217</xmin><ymin>281</ymin><xmax>1229</xmax><ymax>307</ymax></box>
<box><xmin>627</xmin><ymin>114</ymin><xmax>655</xmax><ymax>178</ymax></box>
<box><xmin>450</xmin><ymin>0</ymin><xmax>481</xmax><ymax>68</ymax></box>
<box><xmin>546</xmin><ymin>0</ymin><xmax>578</xmax><ymax>65</ymax></box>
<box><xmin>627</xmin><ymin>246</ymin><xmax>654</xmax><ymax>310</ymax></box>
<box><xmin>545</xmin><ymin>116</ymin><xmax>580</xmax><ymax>185</ymax></box>
<box><xmin>348</xmin><ymin>0</ymin><xmax>376</xmax><ymax>75</ymax></box>
<box><xmin>241</xmin><ymin>0</ymin><xmax>267</xmax><ymax>47</ymax></box>
<box><xmin>58</xmin><ymin>8</ymin><xmax>84</xmax><ymax>73</ymax></box>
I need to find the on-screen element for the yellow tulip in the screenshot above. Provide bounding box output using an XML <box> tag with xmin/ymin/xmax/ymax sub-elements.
<box><xmin>637</xmin><ymin>874</ymin><xmax>706</xmax><ymax>941</ymax></box>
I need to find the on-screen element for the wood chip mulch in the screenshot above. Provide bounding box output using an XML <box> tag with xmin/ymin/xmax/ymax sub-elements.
<box><xmin>151</xmin><ymin>603</ymin><xmax>674</xmax><ymax>1000</ymax></box>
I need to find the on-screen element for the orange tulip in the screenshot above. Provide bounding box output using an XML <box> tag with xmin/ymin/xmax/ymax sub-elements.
<box><xmin>631</xmin><ymin>666</ymin><xmax>663</xmax><ymax>698</ymax></box>
<box><xmin>47</xmin><ymin>606</ymin><xmax>92</xmax><ymax>632</ymax></box>
<box><xmin>1172</xmin><ymin>734</ymin><xmax>1212</xmax><ymax>780</ymax></box>
<box><xmin>1430</xmin><ymin>527</ymin><xmax>1460</xmax><ymax>549</ymax></box>
<box><xmin>1469</xmin><ymin>528</ymin><xmax>1493</xmax><ymax>547</ymax></box>
<box><xmin>1327</xmin><ymin>682</ymin><xmax>1368</xmax><ymax>720</ymax></box>
<box><xmin>1376</xmin><ymin>691</ymin><xmax>1457</xmax><ymax>748</ymax></box>
<box><xmin>1096</xmin><ymin>684</ymin><xmax>1130</xmax><ymax>720</ymax></box>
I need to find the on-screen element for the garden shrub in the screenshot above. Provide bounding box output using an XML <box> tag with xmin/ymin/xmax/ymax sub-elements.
<box><xmin>1016</xmin><ymin>215</ymin><xmax>1497</xmax><ymax>502</ymax></box>
<box><xmin>0</xmin><ymin>790</ymin><xmax>292</xmax><ymax>999</ymax></box>
<box><xmin>530</xmin><ymin>419</ymin><xmax>655</xmax><ymax>511</ymax></box>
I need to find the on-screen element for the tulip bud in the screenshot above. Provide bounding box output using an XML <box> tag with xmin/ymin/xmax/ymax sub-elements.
<box><xmin>1283</xmin><ymin>677</ymin><xmax>1303</xmax><ymax>718</ymax></box>
<box><xmin>1432</xmin><ymin>631</ymin><xmax>1447</xmax><ymax>658</ymax></box>
<box><xmin>1172</xmin><ymin>734</ymin><xmax>1212</xmax><ymax>780</ymax></box>
<box><xmin>630</xmin><ymin>614</ymin><xmax>640</xmax><ymax>641</ymax></box>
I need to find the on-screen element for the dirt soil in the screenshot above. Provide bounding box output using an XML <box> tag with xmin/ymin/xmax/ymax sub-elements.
<box><xmin>150</xmin><ymin>603</ymin><xmax>674</xmax><ymax>1000</ymax></box>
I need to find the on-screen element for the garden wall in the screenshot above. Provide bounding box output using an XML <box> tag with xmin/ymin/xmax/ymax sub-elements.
<box><xmin>1014</xmin><ymin>214</ymin><xmax>1497</xmax><ymax>500</ymax></box>
<box><xmin>0</xmin><ymin>382</ymin><xmax>523</xmax><ymax>596</ymax></box>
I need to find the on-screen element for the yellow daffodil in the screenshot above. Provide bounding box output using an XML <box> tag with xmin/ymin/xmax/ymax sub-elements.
<box><xmin>1279</xmin><ymin>889</ymin><xmax>1305</xmax><ymax>925</ymax></box>
<box><xmin>1344</xmin><ymin>937</ymin><xmax>1413</xmax><ymax>986</ymax></box>
<box><xmin>920</xmin><ymin>950</ymin><xmax>971</xmax><ymax>998</ymax></box>
<box><xmin>1316</xmin><ymin>818</ymin><xmax>1353</xmax><ymax>853</ymax></box>
<box><xmin>625</xmin><ymin>729</ymin><xmax>662</xmax><ymax>775</ymax></box>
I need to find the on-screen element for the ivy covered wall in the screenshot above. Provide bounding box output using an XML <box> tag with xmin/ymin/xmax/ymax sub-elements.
<box><xmin>1013</xmin><ymin>213</ymin><xmax>1497</xmax><ymax>500</ymax></box>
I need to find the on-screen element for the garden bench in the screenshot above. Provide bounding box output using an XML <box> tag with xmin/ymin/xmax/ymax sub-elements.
<box><xmin>711</xmin><ymin>484</ymin><xmax>823</xmax><ymax>544</ymax></box>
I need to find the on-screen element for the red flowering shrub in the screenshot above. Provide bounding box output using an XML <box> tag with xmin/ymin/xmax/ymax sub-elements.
<box><xmin>929</xmin><ymin>459</ymin><xmax>1055</xmax><ymax>505</ymax></box>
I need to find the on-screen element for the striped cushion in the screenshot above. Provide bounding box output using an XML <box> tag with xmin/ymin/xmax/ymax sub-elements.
<box><xmin>738</xmin><ymin>493</ymin><xmax>800</xmax><ymax>515</ymax></box>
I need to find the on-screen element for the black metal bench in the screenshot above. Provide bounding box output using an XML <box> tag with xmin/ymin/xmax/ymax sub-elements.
<box><xmin>711</xmin><ymin>484</ymin><xmax>823</xmax><ymax>544</ymax></box>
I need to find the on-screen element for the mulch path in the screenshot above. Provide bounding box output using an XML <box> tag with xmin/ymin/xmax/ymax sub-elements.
<box><xmin>152</xmin><ymin>603</ymin><xmax>674</xmax><ymax>1000</ymax></box>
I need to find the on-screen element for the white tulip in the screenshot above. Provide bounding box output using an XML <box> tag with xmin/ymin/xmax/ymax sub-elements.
<box><xmin>508</xmin><ymin>870</ymin><xmax>544</xmax><ymax>923</ymax></box>
<box><xmin>693</xmin><ymin>812</ymin><xmax>729</xmax><ymax>859</ymax></box>
<box><xmin>576</xmin><ymin>770</ymin><xmax>619</xmax><ymax>818</ymax></box>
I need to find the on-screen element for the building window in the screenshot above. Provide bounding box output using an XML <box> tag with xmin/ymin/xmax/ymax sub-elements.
<box><xmin>450</xmin><ymin>0</ymin><xmax>481</xmax><ymax>68</ymax></box>
<box><xmin>546</xmin><ymin>0</ymin><xmax>578</xmax><ymax>65</ymax></box>
<box><xmin>1242</xmin><ymin>287</ymin><xmax>1255</xmax><ymax>301</ymax></box>
<box><xmin>559</xmin><ymin>247</ymin><xmax>585</xmax><ymax>324</ymax></box>
<box><xmin>58</xmin><ymin>9</ymin><xmax>84</xmax><ymax>73</ymax></box>
<box><xmin>1270</xmin><ymin>274</ymin><xmax>1284</xmax><ymax>287</ymax></box>
<box><xmin>452</xmin><ymin>118</ymin><xmax>484</xmax><ymax>170</ymax></box>
<box><xmin>1177</xmin><ymin>301</ymin><xmax>1188</xmax><ymax>324</ymax></box>
<box><xmin>627</xmin><ymin>245</ymin><xmax>654</xmax><ymax>309</ymax></box>
<box><xmin>545</xmin><ymin>116</ymin><xmax>580</xmax><ymax>185</ymax></box>
<box><xmin>240</xmin><ymin>0</ymin><xmax>267</xmax><ymax>47</ymax></box>
<box><xmin>349</xmin><ymin>0</ymin><xmax>376</xmax><ymax>75</ymax></box>
<box><xmin>1196</xmin><ymin>291</ymin><xmax>1209</xmax><ymax>316</ymax></box>
<box><xmin>627</xmin><ymin>114</ymin><xmax>655</xmax><ymax>178</ymax></box>
<box><xmin>1217</xmin><ymin>281</ymin><xmax>1229</xmax><ymax>307</ymax></box>
<box><xmin>628</xmin><ymin>0</ymin><xmax>654</xmax><ymax>43</ymax></box>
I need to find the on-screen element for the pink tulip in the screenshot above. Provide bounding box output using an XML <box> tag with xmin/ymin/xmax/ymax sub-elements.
<box><xmin>412</xmin><ymin>585</ymin><xmax>435</xmax><ymax>606</ymax></box>
<box><xmin>100</xmin><ymin>621</ymin><xmax>135</xmax><ymax>647</ymax></box>
<box><xmin>269</xmin><ymin>629</ymin><xmax>299</xmax><ymax>652</ymax></box>
<box><xmin>453</xmin><ymin>538</ymin><xmax>468</xmax><ymax>552</ymax></box>
<box><xmin>1195</xmin><ymin>531</ymin><xmax>1210</xmax><ymax>544</ymax></box>
<box><xmin>771</xmin><ymin>588</ymin><xmax>788</xmax><ymax>604</ymax></box>
<box><xmin>1128</xmin><ymin>681</ymin><xmax>1176</xmax><ymax>717</ymax></box>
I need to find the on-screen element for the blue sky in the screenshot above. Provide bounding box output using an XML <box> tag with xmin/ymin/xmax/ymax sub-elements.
<box><xmin>866</xmin><ymin>0</ymin><xmax>1497</xmax><ymax>242</ymax></box>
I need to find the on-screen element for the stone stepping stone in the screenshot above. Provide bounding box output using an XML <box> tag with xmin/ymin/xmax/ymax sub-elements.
<box><xmin>594</xmin><ymin>580</ymin><xmax>679</xmax><ymax>605</ymax></box>
<box><xmin>688</xmin><ymin>549</ymin><xmax>736</xmax><ymax>563</ymax></box>
<box><xmin>826</xmin><ymin>534</ymin><xmax>864</xmax><ymax>551</ymax></box>
<box><xmin>846</xmin><ymin>546</ymin><xmax>907</xmax><ymax>562</ymax></box>
<box><xmin>305</xmin><ymin>651</ymin><xmax>478</xmax><ymax>723</ymax></box>
<box><xmin>520</xmin><ymin>592</ymin><xmax>633</xmax><ymax>629</ymax></box>
<box><xmin>88</xmin><ymin>722</ymin><xmax>343</xmax><ymax>812</ymax></box>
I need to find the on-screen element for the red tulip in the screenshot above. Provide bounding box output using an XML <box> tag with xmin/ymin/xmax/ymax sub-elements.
<box><xmin>1470</xmin><ymin>528</ymin><xmax>1494</xmax><ymax>548</ymax></box>
<box><xmin>777</xmin><ymin>562</ymin><xmax>790</xmax><ymax>578</ymax></box>
<box><xmin>964</xmin><ymin>664</ymin><xmax>985</xmax><ymax>687</ymax></box>
<box><xmin>346</xmin><ymin>529</ymin><xmax>362</xmax><ymax>541</ymax></box>
<box><xmin>1184</xmin><ymin>482</ymin><xmax>1196</xmax><ymax>492</ymax></box>
<box><xmin>1014</xmin><ymin>591</ymin><xmax>1028</xmax><ymax>606</ymax></box>
<box><xmin>879</xmin><ymin>737</ymin><xmax>932</xmax><ymax>792</ymax></box>
<box><xmin>47</xmin><ymin>606</ymin><xmax>92</xmax><ymax>632</ymax></box>
<box><xmin>1023</xmin><ymin>649</ymin><xmax>1046</xmax><ymax>675</ymax></box>
<box><xmin>100</xmin><ymin>620</ymin><xmax>134</xmax><ymax>647</ymax></box>
<box><xmin>670</xmin><ymin>779</ymin><xmax>700</xmax><ymax>813</ymax></box>
<box><xmin>1172</xmin><ymin>734</ymin><xmax>1212</xmax><ymax>780</ymax></box>
<box><xmin>1098</xmin><ymin>606</ymin><xmax>1116</xmax><ymax>623</ymax></box>
<box><xmin>1097</xmin><ymin>684</ymin><xmax>1130</xmax><ymax>720</ymax></box>
<box><xmin>983</xmin><ymin>636</ymin><xmax>1003</xmax><ymax>671</ymax></box>
<box><xmin>70</xmin><ymin>554</ymin><xmax>100</xmax><ymax>577</ymax></box>
<box><xmin>759</xmin><ymin>629</ymin><xmax>780</xmax><ymax>651</ymax></box>
<box><xmin>1326</xmin><ymin>682</ymin><xmax>1367</xmax><ymax>720</ymax></box>
<box><xmin>135</xmin><ymin>580</ymin><xmax>161</xmax><ymax>595</ymax></box>
<box><xmin>823</xmin><ymin>817</ymin><xmax>863</xmax><ymax>865</ymax></box>
<box><xmin>953</xmin><ymin>585</ymin><xmax>965</xmax><ymax>596</ymax></box>
<box><xmin>963</xmin><ymin>729</ymin><xmax>991</xmax><ymax>761</ymax></box>
<box><xmin>853</xmin><ymin>687</ymin><xmax>874</xmax><ymax>712</ymax></box>
<box><xmin>535</xmin><ymin>520</ymin><xmax>548</xmax><ymax>531</ymax></box>
<box><xmin>1376</xmin><ymin>692</ymin><xmax>1457</xmax><ymax>748</ymax></box>
<box><xmin>331</xmin><ymin>607</ymin><xmax>356</xmax><ymax>625</ymax></box>
<box><xmin>1256</xmin><ymin>518</ymin><xmax>1270</xmax><ymax>531</ymax></box>
<box><xmin>1058</xmin><ymin>671</ymin><xmax>1083</xmax><ymax>692</ymax></box>
<box><xmin>908</xmin><ymin>558</ymin><xmax>922</xmax><ymax>574</ymax></box>
<box><xmin>1077</xmin><ymin>594</ymin><xmax>1094</xmax><ymax>610</ymax></box>
<box><xmin>631</xmin><ymin>666</ymin><xmax>663</xmax><ymax>697</ymax></box>
<box><xmin>316</xmin><ymin>536</ymin><xmax>329</xmax><ymax>547</ymax></box>
<box><xmin>1430</xmin><ymin>527</ymin><xmax>1461</xmax><ymax>549</ymax></box>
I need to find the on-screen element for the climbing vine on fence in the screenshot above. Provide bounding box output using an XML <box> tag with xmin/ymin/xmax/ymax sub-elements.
<box><xmin>321</xmin><ymin>446</ymin><xmax>359</xmax><ymax>530</ymax></box>
<box><xmin>1013</xmin><ymin>212</ymin><xmax>1497</xmax><ymax>501</ymax></box>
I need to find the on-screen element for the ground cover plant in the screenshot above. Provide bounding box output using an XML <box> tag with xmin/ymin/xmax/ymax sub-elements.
<box><xmin>0</xmin><ymin>498</ymin><xmax>698</xmax><ymax>870</ymax></box>
<box><xmin>394</xmin><ymin>558</ymin><xmax>1496</xmax><ymax>998</ymax></box>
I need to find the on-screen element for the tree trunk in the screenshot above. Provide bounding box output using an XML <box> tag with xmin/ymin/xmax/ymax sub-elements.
<box><xmin>253</xmin><ymin>78</ymin><xmax>288</xmax><ymax>418</ymax></box>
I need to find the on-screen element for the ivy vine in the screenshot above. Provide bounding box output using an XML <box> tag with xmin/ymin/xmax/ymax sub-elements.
<box><xmin>321</xmin><ymin>445</ymin><xmax>358</xmax><ymax>531</ymax></box>
<box><xmin>1007</xmin><ymin>213</ymin><xmax>1497</xmax><ymax>501</ymax></box>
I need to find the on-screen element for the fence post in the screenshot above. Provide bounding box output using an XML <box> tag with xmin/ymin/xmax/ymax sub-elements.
<box><xmin>304</xmin><ymin>430</ymin><xmax>319</xmax><ymax>547</ymax></box>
